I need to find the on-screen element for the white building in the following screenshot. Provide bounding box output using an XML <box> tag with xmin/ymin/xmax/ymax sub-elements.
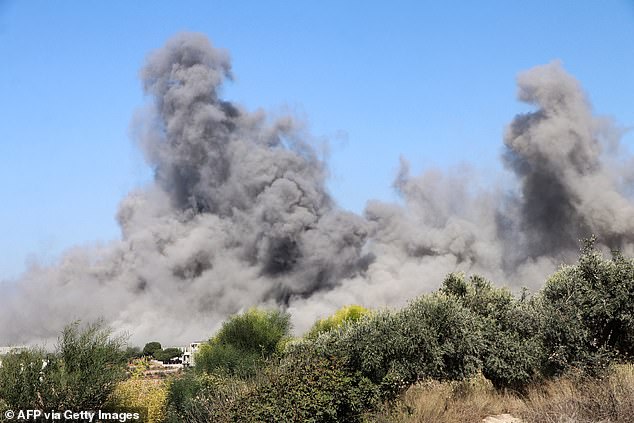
<box><xmin>182</xmin><ymin>341</ymin><xmax>203</xmax><ymax>367</ymax></box>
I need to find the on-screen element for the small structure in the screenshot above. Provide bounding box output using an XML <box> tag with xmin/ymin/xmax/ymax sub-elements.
<box><xmin>182</xmin><ymin>341</ymin><xmax>203</xmax><ymax>367</ymax></box>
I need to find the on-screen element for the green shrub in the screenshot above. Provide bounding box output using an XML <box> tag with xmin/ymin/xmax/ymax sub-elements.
<box><xmin>153</xmin><ymin>347</ymin><xmax>182</xmax><ymax>363</ymax></box>
<box><xmin>0</xmin><ymin>349</ymin><xmax>48</xmax><ymax>409</ymax></box>
<box><xmin>195</xmin><ymin>308</ymin><xmax>291</xmax><ymax>377</ymax></box>
<box><xmin>213</xmin><ymin>308</ymin><xmax>291</xmax><ymax>356</ymax></box>
<box><xmin>187</xmin><ymin>353</ymin><xmax>378</xmax><ymax>423</ymax></box>
<box><xmin>306</xmin><ymin>305</ymin><xmax>370</xmax><ymax>339</ymax></box>
<box><xmin>0</xmin><ymin>321</ymin><xmax>127</xmax><ymax>412</ymax></box>
<box><xmin>441</xmin><ymin>273</ymin><xmax>543</xmax><ymax>391</ymax></box>
<box><xmin>165</xmin><ymin>371</ymin><xmax>203</xmax><ymax>419</ymax></box>
<box><xmin>539</xmin><ymin>240</ymin><xmax>634</xmax><ymax>376</ymax></box>
<box><xmin>165</xmin><ymin>371</ymin><xmax>250</xmax><ymax>422</ymax></box>
<box><xmin>195</xmin><ymin>343</ymin><xmax>260</xmax><ymax>378</ymax></box>
<box><xmin>185</xmin><ymin>295</ymin><xmax>482</xmax><ymax>421</ymax></box>
<box><xmin>170</xmin><ymin>308</ymin><xmax>292</xmax><ymax>420</ymax></box>
<box><xmin>123</xmin><ymin>346</ymin><xmax>142</xmax><ymax>361</ymax></box>
<box><xmin>299</xmin><ymin>294</ymin><xmax>483</xmax><ymax>401</ymax></box>
<box><xmin>41</xmin><ymin>321</ymin><xmax>128</xmax><ymax>410</ymax></box>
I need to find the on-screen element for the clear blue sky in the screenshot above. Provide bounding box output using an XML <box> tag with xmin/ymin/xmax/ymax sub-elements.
<box><xmin>1</xmin><ymin>1</ymin><xmax>633</xmax><ymax>280</ymax></box>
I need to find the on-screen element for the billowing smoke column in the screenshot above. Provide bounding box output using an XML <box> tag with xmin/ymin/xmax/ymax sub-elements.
<box><xmin>130</xmin><ymin>34</ymin><xmax>369</xmax><ymax>296</ymax></box>
<box><xmin>503</xmin><ymin>62</ymin><xmax>634</xmax><ymax>257</ymax></box>
<box><xmin>1</xmin><ymin>34</ymin><xmax>633</xmax><ymax>345</ymax></box>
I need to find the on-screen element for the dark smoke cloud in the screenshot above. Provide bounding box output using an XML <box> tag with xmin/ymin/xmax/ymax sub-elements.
<box><xmin>502</xmin><ymin>62</ymin><xmax>634</xmax><ymax>256</ymax></box>
<box><xmin>289</xmin><ymin>61</ymin><xmax>634</xmax><ymax>328</ymax></box>
<box><xmin>1</xmin><ymin>35</ymin><xmax>633</xmax><ymax>345</ymax></box>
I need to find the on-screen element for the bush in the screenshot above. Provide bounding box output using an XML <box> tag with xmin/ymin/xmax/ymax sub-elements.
<box><xmin>124</xmin><ymin>346</ymin><xmax>143</xmax><ymax>361</ymax></box>
<box><xmin>298</xmin><ymin>294</ymin><xmax>483</xmax><ymax>401</ymax></box>
<box><xmin>441</xmin><ymin>273</ymin><xmax>543</xmax><ymax>391</ymax></box>
<box><xmin>153</xmin><ymin>348</ymin><xmax>182</xmax><ymax>363</ymax></box>
<box><xmin>306</xmin><ymin>305</ymin><xmax>370</xmax><ymax>339</ymax></box>
<box><xmin>539</xmin><ymin>240</ymin><xmax>634</xmax><ymax>376</ymax></box>
<box><xmin>171</xmin><ymin>242</ymin><xmax>634</xmax><ymax>420</ymax></box>
<box><xmin>364</xmin><ymin>373</ymin><xmax>526</xmax><ymax>423</ymax></box>
<box><xmin>165</xmin><ymin>371</ymin><xmax>204</xmax><ymax>419</ymax></box>
<box><xmin>0</xmin><ymin>321</ymin><xmax>128</xmax><ymax>412</ymax></box>
<box><xmin>187</xmin><ymin>353</ymin><xmax>378</xmax><ymax>423</ymax></box>
<box><xmin>0</xmin><ymin>349</ymin><xmax>48</xmax><ymax>409</ymax></box>
<box><xmin>108</xmin><ymin>376</ymin><xmax>168</xmax><ymax>423</ymax></box>
<box><xmin>213</xmin><ymin>308</ymin><xmax>291</xmax><ymax>356</ymax></box>
<box><xmin>42</xmin><ymin>321</ymin><xmax>128</xmax><ymax>410</ymax></box>
<box><xmin>165</xmin><ymin>371</ymin><xmax>251</xmax><ymax>422</ymax></box>
<box><xmin>195</xmin><ymin>308</ymin><xmax>291</xmax><ymax>377</ymax></box>
<box><xmin>195</xmin><ymin>343</ymin><xmax>260</xmax><ymax>378</ymax></box>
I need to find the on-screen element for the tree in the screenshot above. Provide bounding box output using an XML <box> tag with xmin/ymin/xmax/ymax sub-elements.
<box><xmin>539</xmin><ymin>240</ymin><xmax>634</xmax><ymax>376</ymax></box>
<box><xmin>124</xmin><ymin>346</ymin><xmax>143</xmax><ymax>361</ymax></box>
<box><xmin>153</xmin><ymin>348</ymin><xmax>183</xmax><ymax>363</ymax></box>
<box><xmin>441</xmin><ymin>273</ymin><xmax>542</xmax><ymax>390</ymax></box>
<box><xmin>143</xmin><ymin>342</ymin><xmax>162</xmax><ymax>357</ymax></box>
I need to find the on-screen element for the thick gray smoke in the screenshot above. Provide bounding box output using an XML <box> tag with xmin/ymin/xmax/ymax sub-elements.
<box><xmin>1</xmin><ymin>35</ymin><xmax>633</xmax><ymax>346</ymax></box>
<box><xmin>503</xmin><ymin>62</ymin><xmax>634</xmax><ymax>257</ymax></box>
<box><xmin>287</xmin><ymin>61</ymin><xmax>634</xmax><ymax>330</ymax></box>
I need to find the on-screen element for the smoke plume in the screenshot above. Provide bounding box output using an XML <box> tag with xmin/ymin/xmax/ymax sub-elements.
<box><xmin>1</xmin><ymin>34</ymin><xmax>633</xmax><ymax>345</ymax></box>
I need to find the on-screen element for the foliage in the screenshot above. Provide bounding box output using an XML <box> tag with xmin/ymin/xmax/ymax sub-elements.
<box><xmin>153</xmin><ymin>347</ymin><xmax>182</xmax><ymax>363</ymax></box>
<box><xmin>441</xmin><ymin>273</ymin><xmax>543</xmax><ymax>390</ymax></box>
<box><xmin>165</xmin><ymin>371</ymin><xmax>204</xmax><ymax>419</ymax></box>
<box><xmin>142</xmin><ymin>342</ymin><xmax>162</xmax><ymax>357</ymax></box>
<box><xmin>213</xmin><ymin>308</ymin><xmax>291</xmax><ymax>356</ymax></box>
<box><xmin>183</xmin><ymin>242</ymin><xmax>634</xmax><ymax>420</ymax></box>
<box><xmin>186</xmin><ymin>353</ymin><xmax>378</xmax><ymax>423</ymax></box>
<box><xmin>41</xmin><ymin>321</ymin><xmax>128</xmax><ymax>410</ymax></box>
<box><xmin>0</xmin><ymin>349</ymin><xmax>48</xmax><ymax>409</ymax></box>
<box><xmin>164</xmin><ymin>371</ymin><xmax>251</xmax><ymax>422</ymax></box>
<box><xmin>365</xmin><ymin>364</ymin><xmax>634</xmax><ymax>423</ymax></box>
<box><xmin>130</xmin><ymin>356</ymin><xmax>152</xmax><ymax>372</ymax></box>
<box><xmin>108</xmin><ymin>376</ymin><xmax>168</xmax><ymax>423</ymax></box>
<box><xmin>195</xmin><ymin>308</ymin><xmax>291</xmax><ymax>377</ymax></box>
<box><xmin>195</xmin><ymin>343</ymin><xmax>259</xmax><ymax>378</ymax></box>
<box><xmin>0</xmin><ymin>321</ymin><xmax>128</xmax><ymax>412</ymax></box>
<box><xmin>307</xmin><ymin>305</ymin><xmax>370</xmax><ymax>339</ymax></box>
<box><xmin>6</xmin><ymin>240</ymin><xmax>631</xmax><ymax>422</ymax></box>
<box><xmin>124</xmin><ymin>346</ymin><xmax>143</xmax><ymax>361</ymax></box>
<box><xmin>182</xmin><ymin>295</ymin><xmax>482</xmax><ymax>421</ymax></box>
<box><xmin>305</xmin><ymin>294</ymin><xmax>483</xmax><ymax>401</ymax></box>
<box><xmin>539</xmin><ymin>240</ymin><xmax>634</xmax><ymax>376</ymax></box>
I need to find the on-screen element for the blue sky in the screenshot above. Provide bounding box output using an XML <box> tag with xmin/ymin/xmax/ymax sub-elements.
<box><xmin>1</xmin><ymin>1</ymin><xmax>633</xmax><ymax>280</ymax></box>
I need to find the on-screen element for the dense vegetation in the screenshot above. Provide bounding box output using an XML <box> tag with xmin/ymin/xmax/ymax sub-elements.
<box><xmin>175</xmin><ymin>241</ymin><xmax>634</xmax><ymax>422</ymax></box>
<box><xmin>0</xmin><ymin>321</ymin><xmax>127</xmax><ymax>416</ymax></box>
<box><xmin>1</xmin><ymin>241</ymin><xmax>633</xmax><ymax>422</ymax></box>
<box><xmin>194</xmin><ymin>308</ymin><xmax>291</xmax><ymax>378</ymax></box>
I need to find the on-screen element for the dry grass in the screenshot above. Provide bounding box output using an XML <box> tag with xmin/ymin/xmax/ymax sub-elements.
<box><xmin>522</xmin><ymin>364</ymin><xmax>634</xmax><ymax>423</ymax></box>
<box><xmin>364</xmin><ymin>365</ymin><xmax>634</xmax><ymax>423</ymax></box>
<box><xmin>365</xmin><ymin>373</ymin><xmax>525</xmax><ymax>423</ymax></box>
